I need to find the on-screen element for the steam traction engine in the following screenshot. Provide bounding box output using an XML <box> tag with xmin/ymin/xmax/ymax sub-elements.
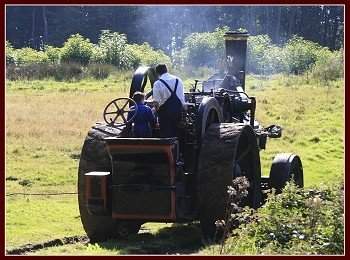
<box><xmin>78</xmin><ymin>32</ymin><xmax>304</xmax><ymax>242</ymax></box>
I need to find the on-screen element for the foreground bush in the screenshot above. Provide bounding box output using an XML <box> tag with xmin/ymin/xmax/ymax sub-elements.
<box><xmin>208</xmin><ymin>181</ymin><xmax>344</xmax><ymax>255</ymax></box>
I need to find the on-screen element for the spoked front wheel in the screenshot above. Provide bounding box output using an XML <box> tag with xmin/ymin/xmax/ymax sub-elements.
<box><xmin>103</xmin><ymin>98</ymin><xmax>138</xmax><ymax>127</ymax></box>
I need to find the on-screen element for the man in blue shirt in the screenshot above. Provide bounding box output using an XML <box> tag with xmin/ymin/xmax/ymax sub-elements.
<box><xmin>128</xmin><ymin>91</ymin><xmax>155</xmax><ymax>138</ymax></box>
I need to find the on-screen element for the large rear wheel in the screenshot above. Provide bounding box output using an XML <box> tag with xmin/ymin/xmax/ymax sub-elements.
<box><xmin>78</xmin><ymin>123</ymin><xmax>123</xmax><ymax>242</ymax></box>
<box><xmin>198</xmin><ymin>123</ymin><xmax>261</xmax><ymax>242</ymax></box>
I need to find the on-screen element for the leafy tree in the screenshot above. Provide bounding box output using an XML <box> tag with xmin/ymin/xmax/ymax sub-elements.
<box><xmin>6</xmin><ymin>41</ymin><xmax>16</xmax><ymax>65</ymax></box>
<box><xmin>263</xmin><ymin>46</ymin><xmax>288</xmax><ymax>74</ymax></box>
<box><xmin>247</xmin><ymin>34</ymin><xmax>273</xmax><ymax>74</ymax></box>
<box><xmin>181</xmin><ymin>27</ymin><xmax>229</xmax><ymax>67</ymax></box>
<box><xmin>5</xmin><ymin>6</ymin><xmax>344</xmax><ymax>51</ymax></box>
<box><xmin>284</xmin><ymin>36</ymin><xmax>323</xmax><ymax>74</ymax></box>
<box><xmin>96</xmin><ymin>30</ymin><xmax>130</xmax><ymax>68</ymax></box>
<box><xmin>15</xmin><ymin>47</ymin><xmax>49</xmax><ymax>64</ymax></box>
<box><xmin>311</xmin><ymin>48</ymin><xmax>343</xmax><ymax>83</ymax></box>
<box><xmin>126</xmin><ymin>43</ymin><xmax>171</xmax><ymax>68</ymax></box>
<box><xmin>60</xmin><ymin>34</ymin><xmax>94</xmax><ymax>65</ymax></box>
<box><xmin>90</xmin><ymin>44</ymin><xmax>105</xmax><ymax>64</ymax></box>
<box><xmin>44</xmin><ymin>45</ymin><xmax>61</xmax><ymax>63</ymax></box>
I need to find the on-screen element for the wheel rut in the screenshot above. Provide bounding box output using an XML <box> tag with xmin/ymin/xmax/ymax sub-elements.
<box><xmin>6</xmin><ymin>235</ymin><xmax>89</xmax><ymax>255</ymax></box>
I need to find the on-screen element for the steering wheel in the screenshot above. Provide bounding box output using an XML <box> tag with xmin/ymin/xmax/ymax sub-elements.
<box><xmin>103</xmin><ymin>98</ymin><xmax>138</xmax><ymax>127</ymax></box>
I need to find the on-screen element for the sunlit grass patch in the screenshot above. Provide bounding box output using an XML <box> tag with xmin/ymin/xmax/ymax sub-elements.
<box><xmin>5</xmin><ymin>74</ymin><xmax>344</xmax><ymax>254</ymax></box>
<box><xmin>6</xmin><ymin>196</ymin><xmax>85</xmax><ymax>249</ymax></box>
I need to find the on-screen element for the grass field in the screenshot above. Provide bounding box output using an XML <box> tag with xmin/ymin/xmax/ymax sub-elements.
<box><xmin>5</xmin><ymin>73</ymin><xmax>344</xmax><ymax>255</ymax></box>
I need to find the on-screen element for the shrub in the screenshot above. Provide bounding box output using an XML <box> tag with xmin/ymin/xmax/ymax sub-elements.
<box><xmin>173</xmin><ymin>65</ymin><xmax>215</xmax><ymax>79</ymax></box>
<box><xmin>53</xmin><ymin>63</ymin><xmax>83</xmax><ymax>81</ymax></box>
<box><xmin>6</xmin><ymin>63</ymin><xmax>55</xmax><ymax>80</ymax></box>
<box><xmin>181</xmin><ymin>27</ymin><xmax>229</xmax><ymax>68</ymax></box>
<box><xmin>60</xmin><ymin>34</ymin><xmax>94</xmax><ymax>65</ymax></box>
<box><xmin>247</xmin><ymin>34</ymin><xmax>273</xmax><ymax>74</ymax></box>
<box><xmin>172</xmin><ymin>49</ymin><xmax>186</xmax><ymax>71</ymax></box>
<box><xmin>6</xmin><ymin>63</ymin><xmax>83</xmax><ymax>81</ymax></box>
<box><xmin>44</xmin><ymin>45</ymin><xmax>61</xmax><ymax>64</ymax></box>
<box><xmin>261</xmin><ymin>46</ymin><xmax>288</xmax><ymax>75</ymax></box>
<box><xmin>311</xmin><ymin>48</ymin><xmax>344</xmax><ymax>83</ymax></box>
<box><xmin>87</xmin><ymin>63</ymin><xmax>115</xmax><ymax>79</ymax></box>
<box><xmin>6</xmin><ymin>41</ymin><xmax>16</xmax><ymax>65</ymax></box>
<box><xmin>284</xmin><ymin>36</ymin><xmax>323</xmax><ymax>75</ymax></box>
<box><xmin>95</xmin><ymin>30</ymin><xmax>131</xmax><ymax>68</ymax></box>
<box><xmin>90</xmin><ymin>45</ymin><xmax>105</xmax><ymax>64</ymax></box>
<box><xmin>217</xmin><ymin>181</ymin><xmax>344</xmax><ymax>255</ymax></box>
<box><xmin>14</xmin><ymin>47</ymin><xmax>49</xmax><ymax>65</ymax></box>
<box><xmin>126</xmin><ymin>43</ymin><xmax>171</xmax><ymax>68</ymax></box>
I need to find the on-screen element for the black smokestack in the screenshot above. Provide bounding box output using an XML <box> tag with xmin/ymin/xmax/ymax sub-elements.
<box><xmin>224</xmin><ymin>31</ymin><xmax>249</xmax><ymax>90</ymax></box>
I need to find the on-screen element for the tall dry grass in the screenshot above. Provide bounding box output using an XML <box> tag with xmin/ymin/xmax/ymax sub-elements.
<box><xmin>6</xmin><ymin>90</ymin><xmax>128</xmax><ymax>151</ymax></box>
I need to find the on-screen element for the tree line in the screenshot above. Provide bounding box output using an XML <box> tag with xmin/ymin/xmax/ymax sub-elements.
<box><xmin>6</xmin><ymin>28</ymin><xmax>343</xmax><ymax>84</ymax></box>
<box><xmin>6</xmin><ymin>5</ymin><xmax>344</xmax><ymax>54</ymax></box>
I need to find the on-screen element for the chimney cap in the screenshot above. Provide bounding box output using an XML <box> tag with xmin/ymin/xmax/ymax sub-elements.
<box><xmin>224</xmin><ymin>31</ymin><xmax>249</xmax><ymax>40</ymax></box>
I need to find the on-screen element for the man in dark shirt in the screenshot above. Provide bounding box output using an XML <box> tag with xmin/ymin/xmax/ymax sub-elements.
<box><xmin>128</xmin><ymin>92</ymin><xmax>155</xmax><ymax>138</ymax></box>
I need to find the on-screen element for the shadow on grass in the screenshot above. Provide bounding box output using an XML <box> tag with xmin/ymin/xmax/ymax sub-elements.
<box><xmin>95</xmin><ymin>222</ymin><xmax>204</xmax><ymax>255</ymax></box>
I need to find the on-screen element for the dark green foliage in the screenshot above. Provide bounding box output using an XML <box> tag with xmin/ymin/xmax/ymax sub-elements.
<box><xmin>220</xmin><ymin>181</ymin><xmax>344</xmax><ymax>255</ymax></box>
<box><xmin>5</xmin><ymin>28</ymin><xmax>343</xmax><ymax>83</ymax></box>
<box><xmin>215</xmin><ymin>176</ymin><xmax>252</xmax><ymax>252</ymax></box>
<box><xmin>6</xmin><ymin>30</ymin><xmax>171</xmax><ymax>81</ymax></box>
<box><xmin>18</xmin><ymin>179</ymin><xmax>33</xmax><ymax>187</ymax></box>
<box><xmin>6</xmin><ymin>6</ymin><xmax>343</xmax><ymax>51</ymax></box>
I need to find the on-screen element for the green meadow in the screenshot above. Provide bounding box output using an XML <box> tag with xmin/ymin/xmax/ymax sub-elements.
<box><xmin>5</xmin><ymin>73</ymin><xmax>344</xmax><ymax>254</ymax></box>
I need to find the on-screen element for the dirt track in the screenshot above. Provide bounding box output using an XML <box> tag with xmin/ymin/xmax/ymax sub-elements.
<box><xmin>6</xmin><ymin>235</ymin><xmax>89</xmax><ymax>255</ymax></box>
<box><xmin>6</xmin><ymin>224</ymin><xmax>204</xmax><ymax>255</ymax></box>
